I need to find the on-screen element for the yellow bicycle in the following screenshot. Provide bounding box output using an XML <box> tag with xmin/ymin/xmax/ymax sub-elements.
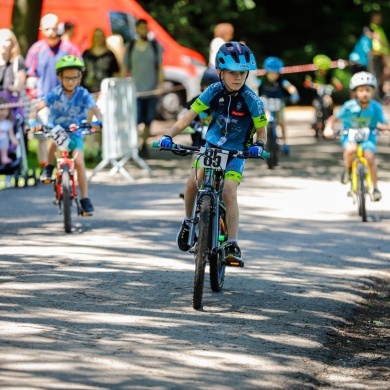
<box><xmin>346</xmin><ymin>127</ymin><xmax>373</xmax><ymax>222</ymax></box>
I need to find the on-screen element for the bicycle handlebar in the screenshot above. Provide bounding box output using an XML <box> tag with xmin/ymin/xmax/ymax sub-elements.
<box><xmin>32</xmin><ymin>121</ymin><xmax>101</xmax><ymax>137</ymax></box>
<box><xmin>151</xmin><ymin>141</ymin><xmax>270</xmax><ymax>159</ymax></box>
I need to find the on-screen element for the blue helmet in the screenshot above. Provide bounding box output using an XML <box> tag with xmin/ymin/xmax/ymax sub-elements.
<box><xmin>263</xmin><ymin>56</ymin><xmax>284</xmax><ymax>73</ymax></box>
<box><xmin>215</xmin><ymin>41</ymin><xmax>257</xmax><ymax>71</ymax></box>
<box><xmin>201</xmin><ymin>67</ymin><xmax>220</xmax><ymax>86</ymax></box>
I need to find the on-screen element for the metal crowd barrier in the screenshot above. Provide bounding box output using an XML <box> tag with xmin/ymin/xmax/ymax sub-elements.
<box><xmin>88</xmin><ymin>77</ymin><xmax>153</xmax><ymax>182</ymax></box>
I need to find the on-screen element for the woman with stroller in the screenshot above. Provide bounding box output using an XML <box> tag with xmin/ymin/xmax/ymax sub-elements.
<box><xmin>0</xmin><ymin>28</ymin><xmax>27</xmax><ymax>108</ymax></box>
<box><xmin>0</xmin><ymin>29</ymin><xmax>26</xmax><ymax>172</ymax></box>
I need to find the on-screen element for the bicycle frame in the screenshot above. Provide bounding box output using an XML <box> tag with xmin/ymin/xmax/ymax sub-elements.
<box><xmin>346</xmin><ymin>127</ymin><xmax>372</xmax><ymax>222</ymax></box>
<box><xmin>187</xmin><ymin>165</ymin><xmax>225</xmax><ymax>256</ymax></box>
<box><xmin>351</xmin><ymin>142</ymin><xmax>372</xmax><ymax>194</ymax></box>
<box><xmin>53</xmin><ymin>150</ymin><xmax>80</xmax><ymax>213</ymax></box>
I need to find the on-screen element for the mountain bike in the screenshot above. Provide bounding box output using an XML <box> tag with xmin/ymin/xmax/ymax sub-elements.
<box><xmin>37</xmin><ymin>121</ymin><xmax>100</xmax><ymax>233</ymax></box>
<box><xmin>345</xmin><ymin>127</ymin><xmax>374</xmax><ymax>222</ymax></box>
<box><xmin>153</xmin><ymin>142</ymin><xmax>269</xmax><ymax>309</ymax></box>
<box><xmin>260</xmin><ymin>96</ymin><xmax>282</xmax><ymax>169</ymax></box>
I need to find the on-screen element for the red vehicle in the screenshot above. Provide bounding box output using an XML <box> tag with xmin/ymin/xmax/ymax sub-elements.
<box><xmin>0</xmin><ymin>0</ymin><xmax>207</xmax><ymax>119</ymax></box>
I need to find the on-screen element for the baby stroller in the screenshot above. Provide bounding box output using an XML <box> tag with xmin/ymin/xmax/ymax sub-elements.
<box><xmin>0</xmin><ymin>92</ymin><xmax>37</xmax><ymax>188</ymax></box>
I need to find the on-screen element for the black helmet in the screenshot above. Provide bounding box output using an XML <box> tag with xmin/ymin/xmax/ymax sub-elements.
<box><xmin>201</xmin><ymin>67</ymin><xmax>219</xmax><ymax>86</ymax></box>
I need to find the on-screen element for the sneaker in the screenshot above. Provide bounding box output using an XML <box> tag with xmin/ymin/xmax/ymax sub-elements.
<box><xmin>341</xmin><ymin>169</ymin><xmax>350</xmax><ymax>185</ymax></box>
<box><xmin>80</xmin><ymin>197</ymin><xmax>94</xmax><ymax>215</ymax></box>
<box><xmin>40</xmin><ymin>164</ymin><xmax>55</xmax><ymax>183</ymax></box>
<box><xmin>224</xmin><ymin>242</ymin><xmax>242</xmax><ymax>261</ymax></box>
<box><xmin>281</xmin><ymin>144</ymin><xmax>290</xmax><ymax>156</ymax></box>
<box><xmin>177</xmin><ymin>221</ymin><xmax>191</xmax><ymax>251</ymax></box>
<box><xmin>373</xmin><ymin>188</ymin><xmax>382</xmax><ymax>202</ymax></box>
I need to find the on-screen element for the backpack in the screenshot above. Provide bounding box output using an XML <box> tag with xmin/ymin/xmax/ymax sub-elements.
<box><xmin>126</xmin><ymin>39</ymin><xmax>159</xmax><ymax>72</ymax></box>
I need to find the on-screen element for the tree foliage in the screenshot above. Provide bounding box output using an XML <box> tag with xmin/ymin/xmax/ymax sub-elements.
<box><xmin>137</xmin><ymin>0</ymin><xmax>390</xmax><ymax>68</ymax></box>
<box><xmin>11</xmin><ymin>0</ymin><xmax>43</xmax><ymax>56</ymax></box>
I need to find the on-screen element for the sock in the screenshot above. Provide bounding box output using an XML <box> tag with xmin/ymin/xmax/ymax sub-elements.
<box><xmin>40</xmin><ymin>161</ymin><xmax>47</xmax><ymax>168</ymax></box>
<box><xmin>184</xmin><ymin>217</ymin><xmax>192</xmax><ymax>225</ymax></box>
<box><xmin>228</xmin><ymin>238</ymin><xmax>238</xmax><ymax>244</ymax></box>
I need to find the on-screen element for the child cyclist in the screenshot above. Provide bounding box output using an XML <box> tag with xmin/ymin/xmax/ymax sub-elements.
<box><xmin>324</xmin><ymin>71</ymin><xmax>388</xmax><ymax>201</ymax></box>
<box><xmin>258</xmin><ymin>56</ymin><xmax>300</xmax><ymax>155</ymax></box>
<box><xmin>158</xmin><ymin>42</ymin><xmax>268</xmax><ymax>262</ymax></box>
<box><xmin>28</xmin><ymin>55</ymin><xmax>102</xmax><ymax>214</ymax></box>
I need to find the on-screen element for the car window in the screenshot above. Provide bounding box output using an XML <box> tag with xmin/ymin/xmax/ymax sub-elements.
<box><xmin>109</xmin><ymin>11</ymin><xmax>136</xmax><ymax>44</ymax></box>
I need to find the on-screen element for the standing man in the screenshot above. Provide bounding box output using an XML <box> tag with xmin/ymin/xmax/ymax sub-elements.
<box><xmin>208</xmin><ymin>23</ymin><xmax>234</xmax><ymax>68</ymax></box>
<box><xmin>123</xmin><ymin>19</ymin><xmax>164</xmax><ymax>157</ymax></box>
<box><xmin>25</xmin><ymin>13</ymin><xmax>82</xmax><ymax>178</ymax></box>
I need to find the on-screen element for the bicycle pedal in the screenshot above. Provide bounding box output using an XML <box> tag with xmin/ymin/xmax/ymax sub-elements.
<box><xmin>40</xmin><ymin>178</ymin><xmax>53</xmax><ymax>184</ymax></box>
<box><xmin>80</xmin><ymin>211</ymin><xmax>93</xmax><ymax>217</ymax></box>
<box><xmin>224</xmin><ymin>257</ymin><xmax>244</xmax><ymax>267</ymax></box>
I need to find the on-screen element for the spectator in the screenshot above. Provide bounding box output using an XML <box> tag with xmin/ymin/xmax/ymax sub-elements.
<box><xmin>368</xmin><ymin>11</ymin><xmax>390</xmax><ymax>98</ymax></box>
<box><xmin>349</xmin><ymin>26</ymin><xmax>373</xmax><ymax>74</ymax></box>
<box><xmin>61</xmin><ymin>21</ymin><xmax>76</xmax><ymax>43</ymax></box>
<box><xmin>0</xmin><ymin>28</ymin><xmax>28</xmax><ymax>158</ymax></box>
<box><xmin>123</xmin><ymin>19</ymin><xmax>164</xmax><ymax>156</ymax></box>
<box><xmin>81</xmin><ymin>27</ymin><xmax>120</xmax><ymax>161</ymax></box>
<box><xmin>208</xmin><ymin>23</ymin><xmax>234</xmax><ymax>68</ymax></box>
<box><xmin>25</xmin><ymin>13</ymin><xmax>82</xmax><ymax>172</ymax></box>
<box><xmin>82</xmin><ymin>28</ymin><xmax>120</xmax><ymax>93</ymax></box>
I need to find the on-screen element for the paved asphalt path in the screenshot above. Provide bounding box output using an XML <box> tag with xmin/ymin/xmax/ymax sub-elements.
<box><xmin>0</xmin><ymin>107</ymin><xmax>389</xmax><ymax>389</ymax></box>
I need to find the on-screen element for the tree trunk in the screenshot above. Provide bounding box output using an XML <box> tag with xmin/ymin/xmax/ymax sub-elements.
<box><xmin>11</xmin><ymin>0</ymin><xmax>43</xmax><ymax>57</ymax></box>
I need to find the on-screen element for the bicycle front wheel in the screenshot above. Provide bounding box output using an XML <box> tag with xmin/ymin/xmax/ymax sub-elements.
<box><xmin>193</xmin><ymin>195</ymin><xmax>212</xmax><ymax>310</ymax></box>
<box><xmin>357</xmin><ymin>164</ymin><xmax>367</xmax><ymax>222</ymax></box>
<box><xmin>209</xmin><ymin>204</ymin><xmax>227</xmax><ymax>292</ymax></box>
<box><xmin>61</xmin><ymin>165</ymin><xmax>72</xmax><ymax>233</ymax></box>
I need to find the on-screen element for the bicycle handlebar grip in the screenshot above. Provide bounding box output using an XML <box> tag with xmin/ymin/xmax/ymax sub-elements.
<box><xmin>151</xmin><ymin>141</ymin><xmax>160</xmax><ymax>149</ymax></box>
<box><xmin>262</xmin><ymin>151</ymin><xmax>270</xmax><ymax>159</ymax></box>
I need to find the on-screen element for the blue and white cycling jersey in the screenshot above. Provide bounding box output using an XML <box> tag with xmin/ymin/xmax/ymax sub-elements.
<box><xmin>44</xmin><ymin>85</ymin><xmax>96</xmax><ymax>138</ymax></box>
<box><xmin>190</xmin><ymin>82</ymin><xmax>268</xmax><ymax>151</ymax></box>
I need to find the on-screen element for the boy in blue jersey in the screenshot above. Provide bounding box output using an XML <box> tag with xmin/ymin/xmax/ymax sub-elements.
<box><xmin>258</xmin><ymin>56</ymin><xmax>300</xmax><ymax>155</ymax></box>
<box><xmin>158</xmin><ymin>42</ymin><xmax>268</xmax><ymax>262</ymax></box>
<box><xmin>29</xmin><ymin>55</ymin><xmax>102</xmax><ymax>215</ymax></box>
<box><xmin>324</xmin><ymin>71</ymin><xmax>388</xmax><ymax>201</ymax></box>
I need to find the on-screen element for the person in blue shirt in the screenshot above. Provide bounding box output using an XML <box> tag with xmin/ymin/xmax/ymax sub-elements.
<box><xmin>29</xmin><ymin>55</ymin><xmax>102</xmax><ymax>214</ymax></box>
<box><xmin>258</xmin><ymin>56</ymin><xmax>300</xmax><ymax>155</ymax></box>
<box><xmin>349</xmin><ymin>26</ymin><xmax>373</xmax><ymax>74</ymax></box>
<box><xmin>324</xmin><ymin>71</ymin><xmax>388</xmax><ymax>201</ymax></box>
<box><xmin>158</xmin><ymin>41</ymin><xmax>268</xmax><ymax>262</ymax></box>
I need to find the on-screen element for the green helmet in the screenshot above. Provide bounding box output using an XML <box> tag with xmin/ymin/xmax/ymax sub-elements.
<box><xmin>313</xmin><ymin>54</ymin><xmax>331</xmax><ymax>70</ymax></box>
<box><xmin>55</xmin><ymin>55</ymin><xmax>85</xmax><ymax>74</ymax></box>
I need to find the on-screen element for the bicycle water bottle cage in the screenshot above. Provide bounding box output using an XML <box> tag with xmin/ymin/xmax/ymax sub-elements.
<box><xmin>51</xmin><ymin>125</ymin><xmax>70</xmax><ymax>150</ymax></box>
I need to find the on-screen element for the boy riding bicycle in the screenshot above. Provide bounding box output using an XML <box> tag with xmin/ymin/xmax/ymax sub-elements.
<box><xmin>158</xmin><ymin>41</ymin><xmax>268</xmax><ymax>262</ymax></box>
<box><xmin>258</xmin><ymin>56</ymin><xmax>300</xmax><ymax>155</ymax></box>
<box><xmin>28</xmin><ymin>55</ymin><xmax>102</xmax><ymax>214</ymax></box>
<box><xmin>323</xmin><ymin>71</ymin><xmax>388</xmax><ymax>201</ymax></box>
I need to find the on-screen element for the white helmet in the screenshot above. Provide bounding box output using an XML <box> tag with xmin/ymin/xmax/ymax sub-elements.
<box><xmin>349</xmin><ymin>71</ymin><xmax>377</xmax><ymax>90</ymax></box>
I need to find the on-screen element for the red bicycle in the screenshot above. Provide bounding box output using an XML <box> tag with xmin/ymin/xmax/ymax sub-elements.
<box><xmin>38</xmin><ymin>121</ymin><xmax>100</xmax><ymax>233</ymax></box>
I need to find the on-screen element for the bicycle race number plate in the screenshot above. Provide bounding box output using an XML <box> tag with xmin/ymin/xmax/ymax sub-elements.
<box><xmin>262</xmin><ymin>97</ymin><xmax>282</xmax><ymax>112</ymax></box>
<box><xmin>348</xmin><ymin>127</ymin><xmax>370</xmax><ymax>142</ymax></box>
<box><xmin>51</xmin><ymin>125</ymin><xmax>70</xmax><ymax>150</ymax></box>
<box><xmin>198</xmin><ymin>147</ymin><xmax>229</xmax><ymax>170</ymax></box>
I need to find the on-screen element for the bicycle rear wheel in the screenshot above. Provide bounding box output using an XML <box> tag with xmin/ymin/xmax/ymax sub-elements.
<box><xmin>266</xmin><ymin>122</ymin><xmax>278</xmax><ymax>169</ymax></box>
<box><xmin>357</xmin><ymin>164</ymin><xmax>367</xmax><ymax>222</ymax></box>
<box><xmin>193</xmin><ymin>195</ymin><xmax>212</xmax><ymax>310</ymax></box>
<box><xmin>209</xmin><ymin>204</ymin><xmax>227</xmax><ymax>292</ymax></box>
<box><xmin>61</xmin><ymin>165</ymin><xmax>72</xmax><ymax>233</ymax></box>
